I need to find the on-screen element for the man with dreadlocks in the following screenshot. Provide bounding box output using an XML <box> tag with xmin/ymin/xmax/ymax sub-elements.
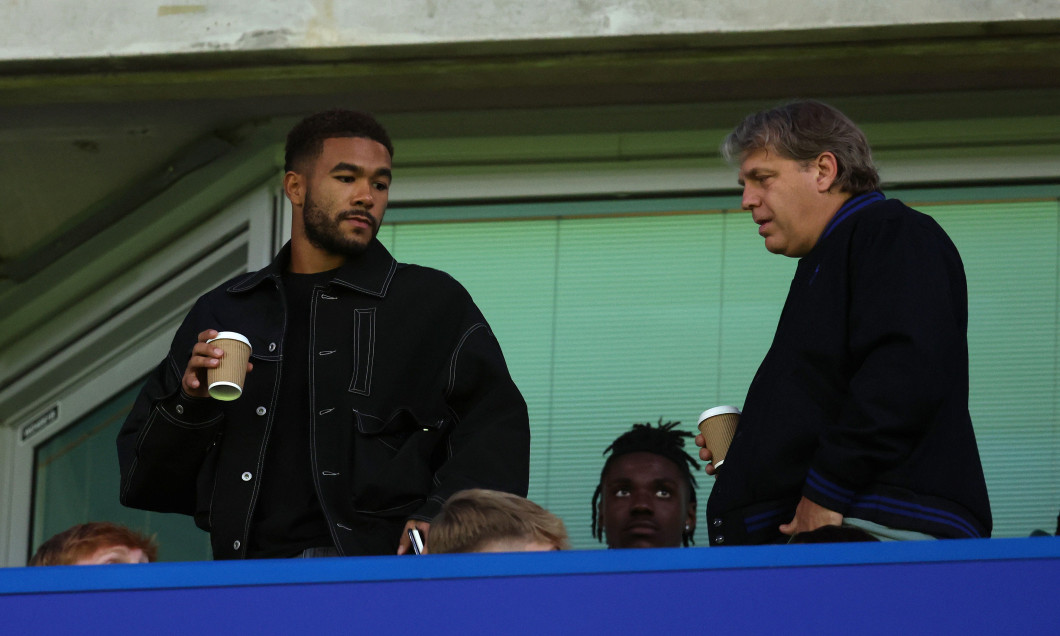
<box><xmin>591</xmin><ymin>419</ymin><xmax>699</xmax><ymax>548</ymax></box>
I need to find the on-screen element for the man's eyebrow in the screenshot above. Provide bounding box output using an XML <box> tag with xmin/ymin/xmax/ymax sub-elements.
<box><xmin>651</xmin><ymin>477</ymin><xmax>679</xmax><ymax>485</ymax></box>
<box><xmin>739</xmin><ymin>168</ymin><xmax>770</xmax><ymax>184</ymax></box>
<box><xmin>330</xmin><ymin>162</ymin><xmax>392</xmax><ymax>179</ymax></box>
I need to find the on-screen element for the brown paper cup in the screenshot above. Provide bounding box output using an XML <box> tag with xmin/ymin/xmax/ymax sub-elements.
<box><xmin>206</xmin><ymin>332</ymin><xmax>252</xmax><ymax>401</ymax></box>
<box><xmin>697</xmin><ymin>406</ymin><xmax>741</xmax><ymax>469</ymax></box>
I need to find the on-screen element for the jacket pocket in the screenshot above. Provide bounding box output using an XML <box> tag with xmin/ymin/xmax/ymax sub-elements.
<box><xmin>353</xmin><ymin>408</ymin><xmax>447</xmax><ymax>452</ymax></box>
<box><xmin>347</xmin><ymin>408</ymin><xmax>448</xmax><ymax>513</ymax></box>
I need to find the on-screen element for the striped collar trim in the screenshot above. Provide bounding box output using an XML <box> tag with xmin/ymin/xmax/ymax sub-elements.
<box><xmin>819</xmin><ymin>191</ymin><xmax>885</xmax><ymax>242</ymax></box>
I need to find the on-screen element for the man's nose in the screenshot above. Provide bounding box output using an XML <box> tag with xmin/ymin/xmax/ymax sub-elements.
<box><xmin>741</xmin><ymin>186</ymin><xmax>759</xmax><ymax>211</ymax></box>
<box><xmin>351</xmin><ymin>182</ymin><xmax>374</xmax><ymax>207</ymax></box>
<box><xmin>630</xmin><ymin>491</ymin><xmax>654</xmax><ymax>513</ymax></box>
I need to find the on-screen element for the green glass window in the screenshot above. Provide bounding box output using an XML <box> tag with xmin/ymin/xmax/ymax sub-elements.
<box><xmin>31</xmin><ymin>382</ymin><xmax>211</xmax><ymax>562</ymax></box>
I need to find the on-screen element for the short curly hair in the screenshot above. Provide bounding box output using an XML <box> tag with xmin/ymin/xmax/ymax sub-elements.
<box><xmin>284</xmin><ymin>108</ymin><xmax>394</xmax><ymax>172</ymax></box>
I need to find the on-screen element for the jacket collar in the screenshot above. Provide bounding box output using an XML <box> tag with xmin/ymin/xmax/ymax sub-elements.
<box><xmin>227</xmin><ymin>239</ymin><xmax>397</xmax><ymax>298</ymax></box>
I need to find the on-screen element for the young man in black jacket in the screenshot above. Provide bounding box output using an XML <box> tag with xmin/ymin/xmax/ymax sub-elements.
<box><xmin>697</xmin><ymin>100</ymin><xmax>991</xmax><ymax>545</ymax></box>
<box><xmin>118</xmin><ymin>110</ymin><xmax>530</xmax><ymax>559</ymax></box>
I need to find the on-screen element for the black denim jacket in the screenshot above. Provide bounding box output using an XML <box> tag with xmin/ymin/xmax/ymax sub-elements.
<box><xmin>118</xmin><ymin>240</ymin><xmax>530</xmax><ymax>559</ymax></box>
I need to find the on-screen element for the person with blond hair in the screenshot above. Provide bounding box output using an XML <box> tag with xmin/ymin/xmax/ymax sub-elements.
<box><xmin>426</xmin><ymin>489</ymin><xmax>569</xmax><ymax>554</ymax></box>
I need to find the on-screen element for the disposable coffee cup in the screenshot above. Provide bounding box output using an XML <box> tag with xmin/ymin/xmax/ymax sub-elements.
<box><xmin>206</xmin><ymin>332</ymin><xmax>252</xmax><ymax>401</ymax></box>
<box><xmin>697</xmin><ymin>405</ymin><xmax>741</xmax><ymax>470</ymax></box>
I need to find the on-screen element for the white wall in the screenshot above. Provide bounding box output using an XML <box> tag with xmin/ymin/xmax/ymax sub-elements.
<box><xmin>2</xmin><ymin>0</ymin><xmax>1058</xmax><ymax>61</ymax></box>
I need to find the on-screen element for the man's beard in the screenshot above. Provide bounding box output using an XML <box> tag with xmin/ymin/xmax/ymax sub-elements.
<box><xmin>302</xmin><ymin>189</ymin><xmax>378</xmax><ymax>258</ymax></box>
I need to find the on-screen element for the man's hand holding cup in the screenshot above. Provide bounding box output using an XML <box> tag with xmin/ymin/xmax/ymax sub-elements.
<box><xmin>696</xmin><ymin>406</ymin><xmax>741</xmax><ymax>476</ymax></box>
<box><xmin>182</xmin><ymin>329</ymin><xmax>254</xmax><ymax>400</ymax></box>
<box><xmin>695</xmin><ymin>434</ymin><xmax>718</xmax><ymax>476</ymax></box>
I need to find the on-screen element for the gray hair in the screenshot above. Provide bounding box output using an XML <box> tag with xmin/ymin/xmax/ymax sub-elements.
<box><xmin>721</xmin><ymin>100</ymin><xmax>880</xmax><ymax>195</ymax></box>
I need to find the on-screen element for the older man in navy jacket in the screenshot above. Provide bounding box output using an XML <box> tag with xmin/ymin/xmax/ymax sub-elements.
<box><xmin>697</xmin><ymin>101</ymin><xmax>990</xmax><ymax>545</ymax></box>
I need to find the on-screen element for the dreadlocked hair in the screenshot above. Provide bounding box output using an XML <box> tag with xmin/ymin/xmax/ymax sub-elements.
<box><xmin>591</xmin><ymin>418</ymin><xmax>701</xmax><ymax>547</ymax></box>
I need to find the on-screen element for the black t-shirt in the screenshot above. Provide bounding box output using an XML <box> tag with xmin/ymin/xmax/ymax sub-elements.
<box><xmin>247</xmin><ymin>270</ymin><xmax>335</xmax><ymax>557</ymax></box>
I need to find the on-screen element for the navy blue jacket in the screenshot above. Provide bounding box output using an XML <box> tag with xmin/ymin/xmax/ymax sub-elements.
<box><xmin>707</xmin><ymin>194</ymin><xmax>991</xmax><ymax>545</ymax></box>
<box><xmin>118</xmin><ymin>239</ymin><xmax>530</xmax><ymax>559</ymax></box>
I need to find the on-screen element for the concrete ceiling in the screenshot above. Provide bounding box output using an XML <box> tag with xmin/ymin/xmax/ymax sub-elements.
<box><xmin>1</xmin><ymin>23</ymin><xmax>1058</xmax><ymax>287</ymax></box>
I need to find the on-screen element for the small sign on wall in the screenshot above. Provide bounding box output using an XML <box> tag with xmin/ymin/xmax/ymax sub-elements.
<box><xmin>20</xmin><ymin>404</ymin><xmax>60</xmax><ymax>445</ymax></box>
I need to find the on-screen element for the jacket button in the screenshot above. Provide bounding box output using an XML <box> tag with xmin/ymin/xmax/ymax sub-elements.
<box><xmin>268</xmin><ymin>342</ymin><xmax>276</xmax><ymax>352</ymax></box>
<box><xmin>241</xmin><ymin>472</ymin><xmax>252</xmax><ymax>481</ymax></box>
<box><xmin>712</xmin><ymin>518</ymin><xmax>722</xmax><ymax>527</ymax></box>
<box><xmin>256</xmin><ymin>406</ymin><xmax>266</xmax><ymax>416</ymax></box>
<box><xmin>714</xmin><ymin>535</ymin><xmax>725</xmax><ymax>545</ymax></box>
<box><xmin>233</xmin><ymin>540</ymin><xmax>241</xmax><ymax>550</ymax></box>
<box><xmin>175</xmin><ymin>405</ymin><xmax>184</xmax><ymax>415</ymax></box>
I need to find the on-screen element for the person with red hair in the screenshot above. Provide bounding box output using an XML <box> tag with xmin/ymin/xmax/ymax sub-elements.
<box><xmin>29</xmin><ymin>522</ymin><xmax>157</xmax><ymax>566</ymax></box>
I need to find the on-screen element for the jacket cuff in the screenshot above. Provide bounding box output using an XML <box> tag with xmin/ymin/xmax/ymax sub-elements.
<box><xmin>158</xmin><ymin>390</ymin><xmax>223</xmax><ymax>428</ymax></box>
<box><xmin>802</xmin><ymin>468</ymin><xmax>856</xmax><ymax>516</ymax></box>
<box><xmin>412</xmin><ymin>496</ymin><xmax>445</xmax><ymax>522</ymax></box>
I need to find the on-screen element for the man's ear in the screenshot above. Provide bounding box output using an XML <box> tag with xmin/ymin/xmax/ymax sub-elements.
<box><xmin>283</xmin><ymin>171</ymin><xmax>305</xmax><ymax>207</ymax></box>
<box><xmin>814</xmin><ymin>151</ymin><xmax>840</xmax><ymax>193</ymax></box>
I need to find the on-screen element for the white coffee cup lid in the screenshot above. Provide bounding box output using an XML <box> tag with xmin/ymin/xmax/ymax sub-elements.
<box><xmin>698</xmin><ymin>405</ymin><xmax>741</xmax><ymax>422</ymax></box>
<box><xmin>207</xmin><ymin>331</ymin><xmax>252</xmax><ymax>351</ymax></box>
